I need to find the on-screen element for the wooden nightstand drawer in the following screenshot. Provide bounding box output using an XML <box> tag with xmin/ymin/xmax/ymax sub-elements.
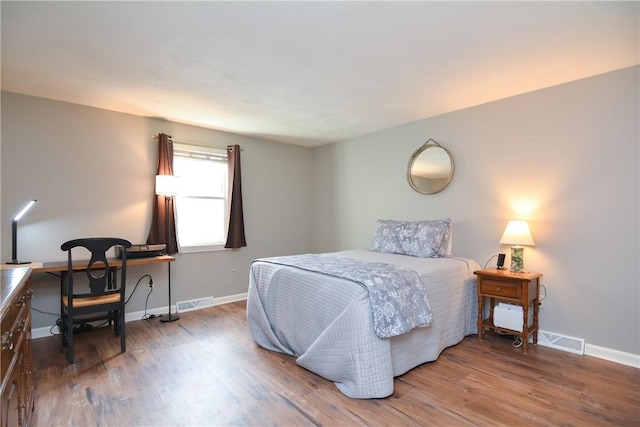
<box><xmin>479</xmin><ymin>279</ymin><xmax>521</xmax><ymax>299</ymax></box>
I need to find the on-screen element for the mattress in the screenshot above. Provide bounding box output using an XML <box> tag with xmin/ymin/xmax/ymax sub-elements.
<box><xmin>247</xmin><ymin>249</ymin><xmax>480</xmax><ymax>398</ymax></box>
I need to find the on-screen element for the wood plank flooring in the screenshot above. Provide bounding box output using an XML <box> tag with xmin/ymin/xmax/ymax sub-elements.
<box><xmin>32</xmin><ymin>300</ymin><xmax>639</xmax><ymax>426</ymax></box>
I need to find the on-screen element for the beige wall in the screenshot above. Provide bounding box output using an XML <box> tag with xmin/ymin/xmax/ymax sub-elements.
<box><xmin>313</xmin><ymin>66</ymin><xmax>640</xmax><ymax>356</ymax></box>
<box><xmin>1</xmin><ymin>92</ymin><xmax>315</xmax><ymax>329</ymax></box>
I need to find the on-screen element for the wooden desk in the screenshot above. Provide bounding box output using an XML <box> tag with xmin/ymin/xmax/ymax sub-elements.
<box><xmin>2</xmin><ymin>255</ymin><xmax>175</xmax><ymax>322</ymax></box>
<box><xmin>26</xmin><ymin>255</ymin><xmax>175</xmax><ymax>274</ymax></box>
<box><xmin>29</xmin><ymin>255</ymin><xmax>176</xmax><ymax>317</ymax></box>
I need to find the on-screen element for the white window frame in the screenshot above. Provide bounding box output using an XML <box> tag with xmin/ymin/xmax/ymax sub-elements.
<box><xmin>172</xmin><ymin>143</ymin><xmax>229</xmax><ymax>253</ymax></box>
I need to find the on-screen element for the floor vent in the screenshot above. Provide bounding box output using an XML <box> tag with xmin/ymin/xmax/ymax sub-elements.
<box><xmin>538</xmin><ymin>330</ymin><xmax>585</xmax><ymax>355</ymax></box>
<box><xmin>176</xmin><ymin>297</ymin><xmax>215</xmax><ymax>313</ymax></box>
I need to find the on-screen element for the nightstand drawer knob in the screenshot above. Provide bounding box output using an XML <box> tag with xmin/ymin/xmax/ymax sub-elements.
<box><xmin>496</xmin><ymin>286</ymin><xmax>501</xmax><ymax>292</ymax></box>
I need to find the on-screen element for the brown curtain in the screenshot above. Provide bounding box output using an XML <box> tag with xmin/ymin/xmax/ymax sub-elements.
<box><xmin>224</xmin><ymin>145</ymin><xmax>247</xmax><ymax>248</ymax></box>
<box><xmin>146</xmin><ymin>133</ymin><xmax>179</xmax><ymax>255</ymax></box>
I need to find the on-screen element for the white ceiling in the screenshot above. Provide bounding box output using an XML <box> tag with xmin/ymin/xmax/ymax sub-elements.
<box><xmin>2</xmin><ymin>1</ymin><xmax>638</xmax><ymax>147</ymax></box>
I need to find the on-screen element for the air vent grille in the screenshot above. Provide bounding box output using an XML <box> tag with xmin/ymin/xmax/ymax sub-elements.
<box><xmin>538</xmin><ymin>330</ymin><xmax>585</xmax><ymax>355</ymax></box>
<box><xmin>176</xmin><ymin>296</ymin><xmax>215</xmax><ymax>313</ymax></box>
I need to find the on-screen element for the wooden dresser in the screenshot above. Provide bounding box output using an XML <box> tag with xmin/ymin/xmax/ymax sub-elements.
<box><xmin>1</xmin><ymin>267</ymin><xmax>34</xmax><ymax>427</ymax></box>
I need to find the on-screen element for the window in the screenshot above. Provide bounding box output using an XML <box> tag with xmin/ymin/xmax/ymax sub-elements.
<box><xmin>172</xmin><ymin>143</ymin><xmax>228</xmax><ymax>252</ymax></box>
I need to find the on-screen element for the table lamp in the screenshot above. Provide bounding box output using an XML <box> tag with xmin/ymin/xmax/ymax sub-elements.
<box><xmin>156</xmin><ymin>175</ymin><xmax>180</xmax><ymax>322</ymax></box>
<box><xmin>7</xmin><ymin>200</ymin><xmax>37</xmax><ymax>265</ymax></box>
<box><xmin>499</xmin><ymin>220</ymin><xmax>535</xmax><ymax>272</ymax></box>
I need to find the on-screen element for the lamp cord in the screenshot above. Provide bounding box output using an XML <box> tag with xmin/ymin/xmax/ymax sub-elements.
<box><xmin>484</xmin><ymin>254</ymin><xmax>498</xmax><ymax>268</ymax></box>
<box><xmin>125</xmin><ymin>274</ymin><xmax>153</xmax><ymax>304</ymax></box>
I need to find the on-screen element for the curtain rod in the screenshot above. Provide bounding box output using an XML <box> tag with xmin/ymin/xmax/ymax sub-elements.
<box><xmin>151</xmin><ymin>134</ymin><xmax>244</xmax><ymax>151</ymax></box>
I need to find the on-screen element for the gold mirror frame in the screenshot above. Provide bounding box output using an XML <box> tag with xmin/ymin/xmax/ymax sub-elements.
<box><xmin>407</xmin><ymin>139</ymin><xmax>455</xmax><ymax>194</ymax></box>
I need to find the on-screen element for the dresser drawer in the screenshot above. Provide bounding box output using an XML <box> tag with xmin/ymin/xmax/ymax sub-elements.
<box><xmin>1</xmin><ymin>267</ymin><xmax>34</xmax><ymax>427</ymax></box>
<box><xmin>1</xmin><ymin>300</ymin><xmax>29</xmax><ymax>380</ymax></box>
<box><xmin>479</xmin><ymin>279</ymin><xmax>521</xmax><ymax>299</ymax></box>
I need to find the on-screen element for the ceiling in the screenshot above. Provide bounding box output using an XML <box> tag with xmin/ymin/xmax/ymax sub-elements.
<box><xmin>1</xmin><ymin>1</ymin><xmax>638</xmax><ymax>147</ymax></box>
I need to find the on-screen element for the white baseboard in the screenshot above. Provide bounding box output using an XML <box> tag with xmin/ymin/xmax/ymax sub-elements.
<box><xmin>585</xmin><ymin>343</ymin><xmax>640</xmax><ymax>369</ymax></box>
<box><xmin>213</xmin><ymin>292</ymin><xmax>247</xmax><ymax>305</ymax></box>
<box><xmin>32</xmin><ymin>327</ymin><xmax>56</xmax><ymax>339</ymax></box>
<box><xmin>536</xmin><ymin>329</ymin><xmax>639</xmax><ymax>369</ymax></box>
<box><xmin>31</xmin><ymin>292</ymin><xmax>248</xmax><ymax>340</ymax></box>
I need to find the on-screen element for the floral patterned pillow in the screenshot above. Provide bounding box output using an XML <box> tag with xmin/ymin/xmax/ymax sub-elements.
<box><xmin>369</xmin><ymin>219</ymin><xmax>451</xmax><ymax>258</ymax></box>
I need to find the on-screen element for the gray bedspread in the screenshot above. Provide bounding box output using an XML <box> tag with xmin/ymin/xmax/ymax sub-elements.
<box><xmin>247</xmin><ymin>249</ymin><xmax>480</xmax><ymax>398</ymax></box>
<box><xmin>255</xmin><ymin>254</ymin><xmax>432</xmax><ymax>338</ymax></box>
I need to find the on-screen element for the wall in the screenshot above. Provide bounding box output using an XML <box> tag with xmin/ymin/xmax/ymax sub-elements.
<box><xmin>313</xmin><ymin>66</ymin><xmax>639</xmax><ymax>357</ymax></box>
<box><xmin>2</xmin><ymin>67</ymin><xmax>638</xmax><ymax>358</ymax></box>
<box><xmin>1</xmin><ymin>92</ymin><xmax>315</xmax><ymax>330</ymax></box>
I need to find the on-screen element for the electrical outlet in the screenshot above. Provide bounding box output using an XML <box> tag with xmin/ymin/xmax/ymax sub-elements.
<box><xmin>538</xmin><ymin>284</ymin><xmax>547</xmax><ymax>308</ymax></box>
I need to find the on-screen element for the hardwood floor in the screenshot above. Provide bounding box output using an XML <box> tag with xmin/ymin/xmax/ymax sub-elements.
<box><xmin>32</xmin><ymin>301</ymin><xmax>639</xmax><ymax>426</ymax></box>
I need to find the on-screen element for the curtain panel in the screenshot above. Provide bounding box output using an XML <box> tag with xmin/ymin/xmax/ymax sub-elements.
<box><xmin>146</xmin><ymin>133</ymin><xmax>179</xmax><ymax>255</ymax></box>
<box><xmin>225</xmin><ymin>144</ymin><xmax>247</xmax><ymax>248</ymax></box>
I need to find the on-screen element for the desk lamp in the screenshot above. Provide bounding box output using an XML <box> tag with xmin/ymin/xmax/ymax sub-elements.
<box><xmin>499</xmin><ymin>220</ymin><xmax>535</xmax><ymax>272</ymax></box>
<box><xmin>156</xmin><ymin>175</ymin><xmax>180</xmax><ymax>322</ymax></box>
<box><xmin>7</xmin><ymin>200</ymin><xmax>37</xmax><ymax>265</ymax></box>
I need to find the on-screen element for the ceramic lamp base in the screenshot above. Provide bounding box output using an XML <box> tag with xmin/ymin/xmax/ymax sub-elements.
<box><xmin>510</xmin><ymin>246</ymin><xmax>524</xmax><ymax>272</ymax></box>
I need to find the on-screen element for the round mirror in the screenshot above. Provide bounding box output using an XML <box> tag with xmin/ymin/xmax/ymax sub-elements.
<box><xmin>407</xmin><ymin>139</ymin><xmax>455</xmax><ymax>194</ymax></box>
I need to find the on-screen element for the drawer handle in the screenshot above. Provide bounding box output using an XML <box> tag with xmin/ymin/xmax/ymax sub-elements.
<box><xmin>18</xmin><ymin>318</ymin><xmax>26</xmax><ymax>332</ymax></box>
<box><xmin>1</xmin><ymin>332</ymin><xmax>14</xmax><ymax>351</ymax></box>
<box><xmin>17</xmin><ymin>295</ymin><xmax>26</xmax><ymax>307</ymax></box>
<box><xmin>27</xmin><ymin>289</ymin><xmax>34</xmax><ymax>299</ymax></box>
<box><xmin>496</xmin><ymin>286</ymin><xmax>502</xmax><ymax>292</ymax></box>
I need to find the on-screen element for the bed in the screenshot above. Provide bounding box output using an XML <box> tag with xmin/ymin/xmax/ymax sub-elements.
<box><xmin>246</xmin><ymin>220</ymin><xmax>481</xmax><ymax>398</ymax></box>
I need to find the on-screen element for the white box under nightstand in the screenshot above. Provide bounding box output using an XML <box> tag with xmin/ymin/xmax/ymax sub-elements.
<box><xmin>494</xmin><ymin>303</ymin><xmax>533</xmax><ymax>332</ymax></box>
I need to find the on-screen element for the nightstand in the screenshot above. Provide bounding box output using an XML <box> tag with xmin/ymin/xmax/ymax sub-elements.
<box><xmin>474</xmin><ymin>268</ymin><xmax>542</xmax><ymax>354</ymax></box>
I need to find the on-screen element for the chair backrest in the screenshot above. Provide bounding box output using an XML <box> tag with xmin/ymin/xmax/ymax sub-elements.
<box><xmin>60</xmin><ymin>238</ymin><xmax>132</xmax><ymax>297</ymax></box>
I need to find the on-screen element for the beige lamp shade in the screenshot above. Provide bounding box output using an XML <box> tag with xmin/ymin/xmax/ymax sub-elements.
<box><xmin>499</xmin><ymin>220</ymin><xmax>535</xmax><ymax>246</ymax></box>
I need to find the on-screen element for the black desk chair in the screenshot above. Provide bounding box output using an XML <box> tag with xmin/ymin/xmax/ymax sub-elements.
<box><xmin>60</xmin><ymin>237</ymin><xmax>132</xmax><ymax>364</ymax></box>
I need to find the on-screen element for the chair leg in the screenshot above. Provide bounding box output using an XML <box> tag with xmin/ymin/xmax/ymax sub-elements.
<box><xmin>119</xmin><ymin>309</ymin><xmax>126</xmax><ymax>353</ymax></box>
<box><xmin>60</xmin><ymin>312</ymin><xmax>67</xmax><ymax>348</ymax></box>
<box><xmin>110</xmin><ymin>309</ymin><xmax>116</xmax><ymax>332</ymax></box>
<box><xmin>60</xmin><ymin>302</ymin><xmax>67</xmax><ymax>348</ymax></box>
<box><xmin>116</xmin><ymin>312</ymin><xmax>120</xmax><ymax>339</ymax></box>
<box><xmin>61</xmin><ymin>306</ymin><xmax>74</xmax><ymax>363</ymax></box>
<box><xmin>66</xmin><ymin>313</ymin><xmax>74</xmax><ymax>364</ymax></box>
